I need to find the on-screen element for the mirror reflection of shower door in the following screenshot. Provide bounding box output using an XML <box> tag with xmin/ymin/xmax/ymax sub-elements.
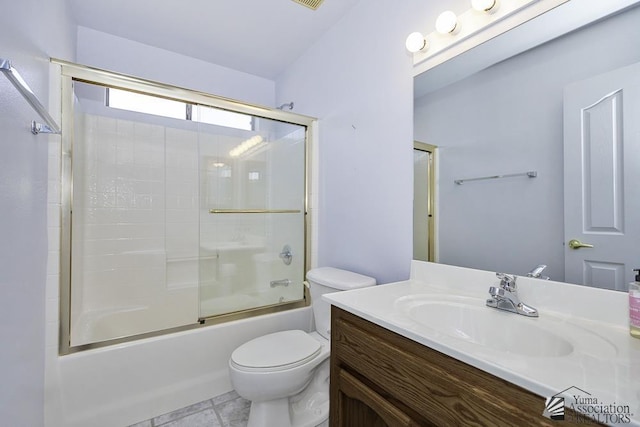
<box><xmin>198</xmin><ymin>115</ymin><xmax>306</xmax><ymax>318</ymax></box>
<box><xmin>413</xmin><ymin>142</ymin><xmax>436</xmax><ymax>262</ymax></box>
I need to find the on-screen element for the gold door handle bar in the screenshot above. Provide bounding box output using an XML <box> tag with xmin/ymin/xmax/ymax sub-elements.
<box><xmin>209</xmin><ymin>209</ymin><xmax>302</xmax><ymax>214</ymax></box>
<box><xmin>568</xmin><ymin>239</ymin><xmax>594</xmax><ymax>250</ymax></box>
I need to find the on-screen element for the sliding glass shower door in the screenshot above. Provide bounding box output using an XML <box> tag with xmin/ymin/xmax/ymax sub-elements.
<box><xmin>63</xmin><ymin>68</ymin><xmax>309</xmax><ymax>351</ymax></box>
<box><xmin>197</xmin><ymin>111</ymin><xmax>306</xmax><ymax>317</ymax></box>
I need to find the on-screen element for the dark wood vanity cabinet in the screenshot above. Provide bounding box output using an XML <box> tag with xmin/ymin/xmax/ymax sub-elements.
<box><xmin>329</xmin><ymin>306</ymin><xmax>603</xmax><ymax>427</ymax></box>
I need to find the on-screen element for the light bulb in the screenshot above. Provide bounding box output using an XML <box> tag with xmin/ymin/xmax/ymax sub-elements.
<box><xmin>435</xmin><ymin>11</ymin><xmax>458</xmax><ymax>34</ymax></box>
<box><xmin>471</xmin><ymin>0</ymin><xmax>497</xmax><ymax>12</ymax></box>
<box><xmin>405</xmin><ymin>32</ymin><xmax>427</xmax><ymax>53</ymax></box>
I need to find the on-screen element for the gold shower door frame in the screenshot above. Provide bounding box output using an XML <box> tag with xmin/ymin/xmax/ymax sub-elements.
<box><xmin>55</xmin><ymin>59</ymin><xmax>316</xmax><ymax>355</ymax></box>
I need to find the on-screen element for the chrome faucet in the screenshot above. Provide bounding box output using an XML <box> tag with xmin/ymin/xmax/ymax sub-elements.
<box><xmin>527</xmin><ymin>264</ymin><xmax>550</xmax><ymax>280</ymax></box>
<box><xmin>486</xmin><ymin>273</ymin><xmax>538</xmax><ymax>317</ymax></box>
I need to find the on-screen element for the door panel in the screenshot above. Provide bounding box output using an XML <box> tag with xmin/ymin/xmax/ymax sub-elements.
<box><xmin>564</xmin><ymin>62</ymin><xmax>640</xmax><ymax>290</ymax></box>
<box><xmin>581</xmin><ymin>90</ymin><xmax>623</xmax><ymax>233</ymax></box>
<box><xmin>198</xmin><ymin>119</ymin><xmax>306</xmax><ymax>317</ymax></box>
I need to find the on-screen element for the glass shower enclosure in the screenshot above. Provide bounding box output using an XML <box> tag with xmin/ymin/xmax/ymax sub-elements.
<box><xmin>58</xmin><ymin>61</ymin><xmax>312</xmax><ymax>352</ymax></box>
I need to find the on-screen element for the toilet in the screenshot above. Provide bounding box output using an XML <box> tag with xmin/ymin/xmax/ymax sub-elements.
<box><xmin>228</xmin><ymin>267</ymin><xmax>376</xmax><ymax>427</ymax></box>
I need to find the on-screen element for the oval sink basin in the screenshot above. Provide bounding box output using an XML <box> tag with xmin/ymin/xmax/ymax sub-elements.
<box><xmin>401</xmin><ymin>298</ymin><xmax>574</xmax><ymax>358</ymax></box>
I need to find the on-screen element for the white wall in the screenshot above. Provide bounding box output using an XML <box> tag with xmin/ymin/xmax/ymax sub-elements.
<box><xmin>276</xmin><ymin>0</ymin><xmax>454</xmax><ymax>284</ymax></box>
<box><xmin>76</xmin><ymin>26</ymin><xmax>276</xmax><ymax>107</ymax></box>
<box><xmin>0</xmin><ymin>0</ymin><xmax>75</xmax><ymax>425</ymax></box>
<box><xmin>414</xmin><ymin>6</ymin><xmax>640</xmax><ymax>281</ymax></box>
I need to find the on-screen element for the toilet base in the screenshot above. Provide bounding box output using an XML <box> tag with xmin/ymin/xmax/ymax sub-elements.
<box><xmin>246</xmin><ymin>360</ymin><xmax>330</xmax><ymax>427</ymax></box>
<box><xmin>247</xmin><ymin>397</ymin><xmax>291</xmax><ymax>427</ymax></box>
<box><xmin>290</xmin><ymin>391</ymin><xmax>329</xmax><ymax>427</ymax></box>
<box><xmin>290</xmin><ymin>359</ymin><xmax>329</xmax><ymax>427</ymax></box>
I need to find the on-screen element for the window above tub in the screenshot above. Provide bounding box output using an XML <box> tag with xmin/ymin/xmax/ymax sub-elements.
<box><xmin>106</xmin><ymin>87</ymin><xmax>253</xmax><ymax>131</ymax></box>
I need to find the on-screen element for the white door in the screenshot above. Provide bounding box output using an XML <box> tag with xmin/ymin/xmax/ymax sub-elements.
<box><xmin>564</xmin><ymin>62</ymin><xmax>640</xmax><ymax>290</ymax></box>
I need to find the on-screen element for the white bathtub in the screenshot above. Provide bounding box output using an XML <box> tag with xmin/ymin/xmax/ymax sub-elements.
<box><xmin>45</xmin><ymin>306</ymin><xmax>313</xmax><ymax>427</ymax></box>
<box><xmin>70</xmin><ymin>286</ymin><xmax>198</xmax><ymax>346</ymax></box>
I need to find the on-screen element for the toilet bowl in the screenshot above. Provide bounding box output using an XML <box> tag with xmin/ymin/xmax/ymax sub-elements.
<box><xmin>228</xmin><ymin>267</ymin><xmax>376</xmax><ymax>427</ymax></box>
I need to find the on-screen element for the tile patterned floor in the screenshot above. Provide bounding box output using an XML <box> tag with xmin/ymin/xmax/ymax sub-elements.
<box><xmin>128</xmin><ymin>391</ymin><xmax>250</xmax><ymax>427</ymax></box>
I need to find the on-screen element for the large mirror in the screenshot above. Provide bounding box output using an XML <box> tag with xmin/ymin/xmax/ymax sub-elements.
<box><xmin>414</xmin><ymin>2</ymin><xmax>640</xmax><ymax>290</ymax></box>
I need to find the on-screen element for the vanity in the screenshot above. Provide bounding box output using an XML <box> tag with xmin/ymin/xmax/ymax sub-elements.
<box><xmin>324</xmin><ymin>261</ymin><xmax>640</xmax><ymax>426</ymax></box>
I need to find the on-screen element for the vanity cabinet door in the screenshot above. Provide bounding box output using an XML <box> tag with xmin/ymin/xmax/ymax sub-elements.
<box><xmin>333</xmin><ymin>368</ymin><xmax>421</xmax><ymax>427</ymax></box>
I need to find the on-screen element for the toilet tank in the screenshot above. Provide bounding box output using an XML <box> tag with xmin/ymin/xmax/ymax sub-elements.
<box><xmin>306</xmin><ymin>267</ymin><xmax>376</xmax><ymax>339</ymax></box>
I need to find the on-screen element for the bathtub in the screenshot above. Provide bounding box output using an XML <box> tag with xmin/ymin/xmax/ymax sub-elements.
<box><xmin>45</xmin><ymin>306</ymin><xmax>313</xmax><ymax>427</ymax></box>
<box><xmin>70</xmin><ymin>305</ymin><xmax>151</xmax><ymax>345</ymax></box>
<box><xmin>69</xmin><ymin>286</ymin><xmax>198</xmax><ymax>346</ymax></box>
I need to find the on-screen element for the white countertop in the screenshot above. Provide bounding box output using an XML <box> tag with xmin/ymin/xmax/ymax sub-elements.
<box><xmin>324</xmin><ymin>261</ymin><xmax>640</xmax><ymax>426</ymax></box>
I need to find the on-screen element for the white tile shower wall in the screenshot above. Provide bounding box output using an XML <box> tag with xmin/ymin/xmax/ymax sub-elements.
<box><xmin>46</xmin><ymin>128</ymin><xmax>65</xmax><ymax>426</ymax></box>
<box><xmin>70</xmin><ymin>113</ymin><xmax>201</xmax><ymax>345</ymax></box>
<box><xmin>165</xmin><ymin>127</ymin><xmax>200</xmax><ymax>295</ymax></box>
<box><xmin>47</xmin><ymin>135</ymin><xmax>62</xmax><ymax>347</ymax></box>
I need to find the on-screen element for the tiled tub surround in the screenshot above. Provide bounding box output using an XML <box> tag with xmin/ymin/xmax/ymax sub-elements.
<box><xmin>70</xmin><ymin>106</ymin><xmax>306</xmax><ymax>345</ymax></box>
<box><xmin>325</xmin><ymin>261</ymin><xmax>640</xmax><ymax>426</ymax></box>
<box><xmin>70</xmin><ymin>113</ymin><xmax>200</xmax><ymax>345</ymax></box>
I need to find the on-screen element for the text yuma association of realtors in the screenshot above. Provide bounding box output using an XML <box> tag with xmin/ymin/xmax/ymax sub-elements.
<box><xmin>570</xmin><ymin>394</ymin><xmax>633</xmax><ymax>424</ymax></box>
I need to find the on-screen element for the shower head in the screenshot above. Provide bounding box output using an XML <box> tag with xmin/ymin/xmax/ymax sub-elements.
<box><xmin>277</xmin><ymin>102</ymin><xmax>294</xmax><ymax>111</ymax></box>
<box><xmin>291</xmin><ymin>0</ymin><xmax>324</xmax><ymax>10</ymax></box>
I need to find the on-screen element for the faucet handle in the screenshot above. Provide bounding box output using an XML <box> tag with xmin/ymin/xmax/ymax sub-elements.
<box><xmin>527</xmin><ymin>264</ymin><xmax>550</xmax><ymax>280</ymax></box>
<box><xmin>496</xmin><ymin>272</ymin><xmax>517</xmax><ymax>291</ymax></box>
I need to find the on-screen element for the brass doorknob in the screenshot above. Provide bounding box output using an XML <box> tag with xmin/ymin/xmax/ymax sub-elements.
<box><xmin>568</xmin><ymin>239</ymin><xmax>594</xmax><ymax>250</ymax></box>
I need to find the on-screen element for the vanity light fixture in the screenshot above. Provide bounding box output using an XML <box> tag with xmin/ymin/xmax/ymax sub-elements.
<box><xmin>406</xmin><ymin>0</ymin><xmax>570</xmax><ymax>72</ymax></box>
<box><xmin>471</xmin><ymin>0</ymin><xmax>498</xmax><ymax>13</ymax></box>
<box><xmin>405</xmin><ymin>32</ymin><xmax>428</xmax><ymax>53</ymax></box>
<box><xmin>435</xmin><ymin>11</ymin><xmax>459</xmax><ymax>34</ymax></box>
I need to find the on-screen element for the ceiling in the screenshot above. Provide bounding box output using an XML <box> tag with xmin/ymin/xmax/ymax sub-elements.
<box><xmin>67</xmin><ymin>0</ymin><xmax>361</xmax><ymax>80</ymax></box>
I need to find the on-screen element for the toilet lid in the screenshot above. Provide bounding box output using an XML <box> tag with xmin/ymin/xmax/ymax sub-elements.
<box><xmin>231</xmin><ymin>330</ymin><xmax>321</xmax><ymax>370</ymax></box>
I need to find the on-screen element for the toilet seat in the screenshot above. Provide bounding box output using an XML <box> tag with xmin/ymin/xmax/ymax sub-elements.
<box><xmin>230</xmin><ymin>330</ymin><xmax>322</xmax><ymax>372</ymax></box>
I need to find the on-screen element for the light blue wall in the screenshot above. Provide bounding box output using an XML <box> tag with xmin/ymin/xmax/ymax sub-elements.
<box><xmin>76</xmin><ymin>26</ymin><xmax>277</xmax><ymax>107</ymax></box>
<box><xmin>276</xmin><ymin>0</ymin><xmax>444</xmax><ymax>284</ymax></box>
<box><xmin>414</xmin><ymin>6</ymin><xmax>640</xmax><ymax>281</ymax></box>
<box><xmin>0</xmin><ymin>0</ymin><xmax>76</xmax><ymax>425</ymax></box>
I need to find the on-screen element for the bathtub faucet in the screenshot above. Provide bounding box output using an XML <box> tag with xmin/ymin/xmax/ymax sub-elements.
<box><xmin>270</xmin><ymin>279</ymin><xmax>291</xmax><ymax>288</ymax></box>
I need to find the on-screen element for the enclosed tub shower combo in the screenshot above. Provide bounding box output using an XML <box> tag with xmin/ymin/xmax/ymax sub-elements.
<box><xmin>55</xmin><ymin>60</ymin><xmax>315</xmax><ymax>353</ymax></box>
